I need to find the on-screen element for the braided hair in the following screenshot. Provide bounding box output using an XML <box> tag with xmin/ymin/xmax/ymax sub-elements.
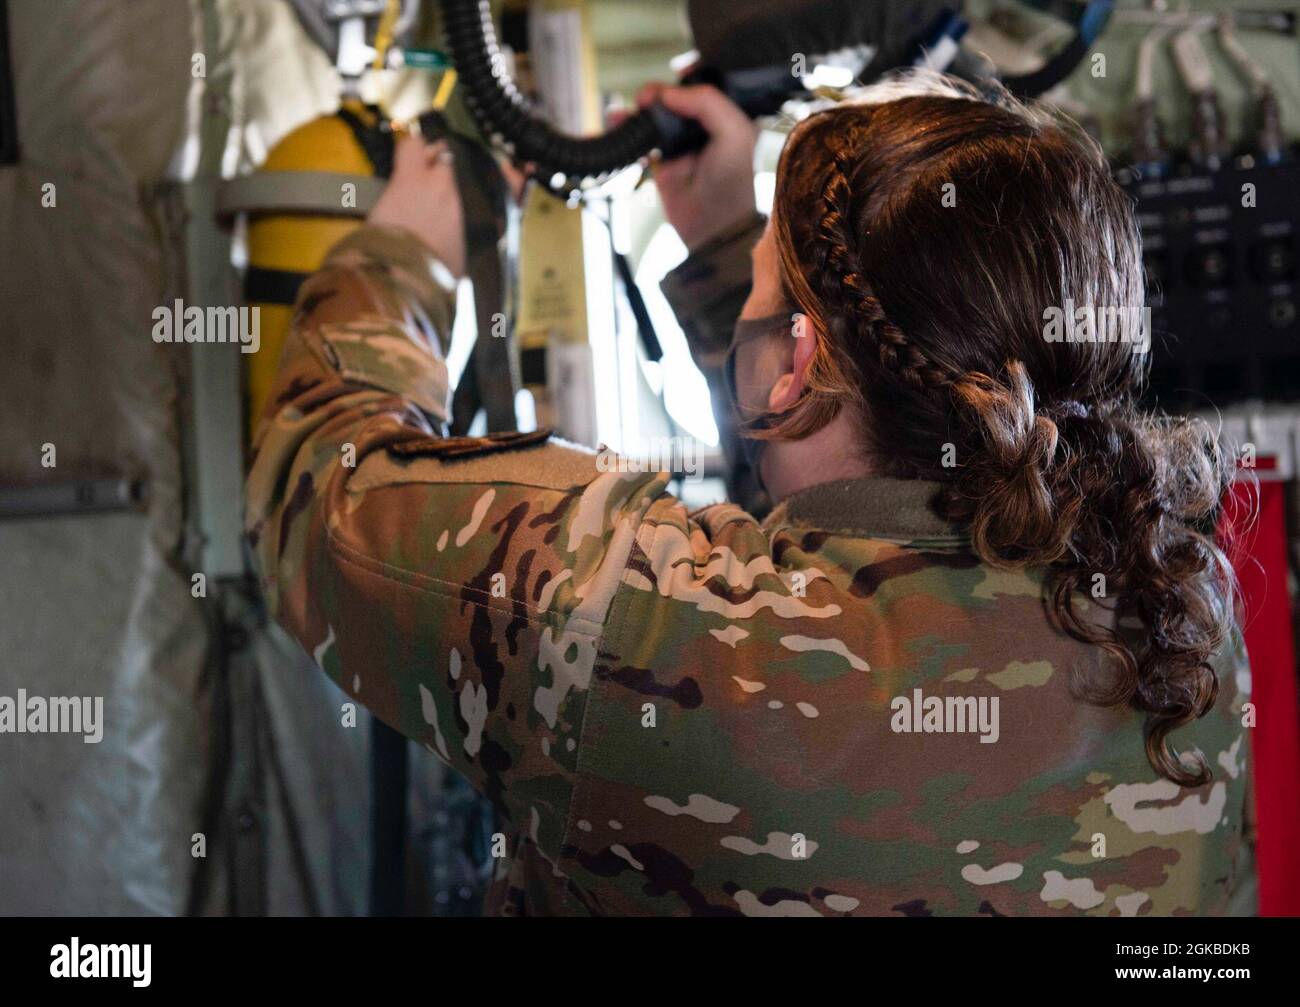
<box><xmin>765</xmin><ymin>75</ymin><xmax>1239</xmax><ymax>787</ymax></box>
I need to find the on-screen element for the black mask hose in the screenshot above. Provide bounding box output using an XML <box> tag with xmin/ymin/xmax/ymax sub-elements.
<box><xmin>439</xmin><ymin>0</ymin><xmax>701</xmax><ymax>179</ymax></box>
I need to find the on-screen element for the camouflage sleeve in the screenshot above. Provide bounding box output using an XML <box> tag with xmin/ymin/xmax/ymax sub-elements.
<box><xmin>660</xmin><ymin>213</ymin><xmax>768</xmax><ymax>513</ymax></box>
<box><xmin>244</xmin><ymin>223</ymin><xmax>673</xmax><ymax>878</ymax></box>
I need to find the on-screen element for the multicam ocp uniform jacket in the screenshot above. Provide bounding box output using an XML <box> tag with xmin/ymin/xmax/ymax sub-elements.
<box><xmin>246</xmin><ymin>223</ymin><xmax>1255</xmax><ymax>916</ymax></box>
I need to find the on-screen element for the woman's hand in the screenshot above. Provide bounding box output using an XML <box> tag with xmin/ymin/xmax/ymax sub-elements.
<box><xmin>634</xmin><ymin>83</ymin><xmax>759</xmax><ymax>251</ymax></box>
<box><xmin>368</xmin><ymin>135</ymin><xmax>466</xmax><ymax>278</ymax></box>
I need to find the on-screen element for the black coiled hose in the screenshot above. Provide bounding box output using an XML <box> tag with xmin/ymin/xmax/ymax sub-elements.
<box><xmin>439</xmin><ymin>0</ymin><xmax>666</xmax><ymax>179</ymax></box>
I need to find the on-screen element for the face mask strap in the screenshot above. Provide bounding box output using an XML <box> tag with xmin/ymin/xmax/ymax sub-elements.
<box><xmin>729</xmin><ymin>312</ymin><xmax>792</xmax><ymax>347</ymax></box>
<box><xmin>724</xmin><ymin>312</ymin><xmax>797</xmax><ymax>487</ymax></box>
<box><xmin>725</xmin><ymin>311</ymin><xmax>796</xmax><ymax>416</ymax></box>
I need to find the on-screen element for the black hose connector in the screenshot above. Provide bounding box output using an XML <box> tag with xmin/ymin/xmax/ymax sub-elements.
<box><xmin>440</xmin><ymin>0</ymin><xmax>689</xmax><ymax>178</ymax></box>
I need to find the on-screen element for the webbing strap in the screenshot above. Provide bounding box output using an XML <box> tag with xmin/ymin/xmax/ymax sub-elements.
<box><xmin>216</xmin><ymin>170</ymin><xmax>385</xmax><ymax>220</ymax></box>
<box><xmin>417</xmin><ymin>110</ymin><xmax>519</xmax><ymax>434</ymax></box>
<box><xmin>244</xmin><ymin>266</ymin><xmax>309</xmax><ymax>306</ymax></box>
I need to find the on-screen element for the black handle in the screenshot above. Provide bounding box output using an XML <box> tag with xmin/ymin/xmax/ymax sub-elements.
<box><xmin>645</xmin><ymin>101</ymin><xmax>710</xmax><ymax>161</ymax></box>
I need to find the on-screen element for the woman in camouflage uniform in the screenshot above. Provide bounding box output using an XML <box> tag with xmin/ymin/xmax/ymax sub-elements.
<box><xmin>246</xmin><ymin>72</ymin><xmax>1253</xmax><ymax>916</ymax></box>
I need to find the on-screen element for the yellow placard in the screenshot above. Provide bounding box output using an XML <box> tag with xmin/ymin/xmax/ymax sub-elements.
<box><xmin>516</xmin><ymin>186</ymin><xmax>588</xmax><ymax>348</ymax></box>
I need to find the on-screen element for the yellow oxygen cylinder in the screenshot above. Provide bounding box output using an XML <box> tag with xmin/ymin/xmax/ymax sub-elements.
<box><xmin>228</xmin><ymin>100</ymin><xmax>391</xmax><ymax>432</ymax></box>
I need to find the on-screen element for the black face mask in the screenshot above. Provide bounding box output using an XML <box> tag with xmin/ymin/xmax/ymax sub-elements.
<box><xmin>724</xmin><ymin>312</ymin><xmax>791</xmax><ymax>480</ymax></box>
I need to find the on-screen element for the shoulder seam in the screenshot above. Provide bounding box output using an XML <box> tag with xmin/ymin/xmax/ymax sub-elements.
<box><xmin>324</xmin><ymin>524</ymin><xmax>605</xmax><ymax>637</ymax></box>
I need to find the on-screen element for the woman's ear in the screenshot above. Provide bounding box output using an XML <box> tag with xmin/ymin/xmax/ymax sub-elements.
<box><xmin>768</xmin><ymin>312</ymin><xmax>818</xmax><ymax>412</ymax></box>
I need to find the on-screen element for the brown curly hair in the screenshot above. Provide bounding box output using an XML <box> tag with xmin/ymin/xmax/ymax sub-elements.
<box><xmin>766</xmin><ymin>76</ymin><xmax>1240</xmax><ymax>786</ymax></box>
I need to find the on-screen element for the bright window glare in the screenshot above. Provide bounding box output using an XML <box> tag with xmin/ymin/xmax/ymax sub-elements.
<box><xmin>755</xmin><ymin>170</ymin><xmax>776</xmax><ymax>216</ymax></box>
<box><xmin>514</xmin><ymin>387</ymin><xmax>537</xmax><ymax>433</ymax></box>
<box><xmin>635</xmin><ymin>224</ymin><xmax>719</xmax><ymax>445</ymax></box>
<box><xmin>806</xmin><ymin>63</ymin><xmax>855</xmax><ymax>90</ymax></box>
<box><xmin>447</xmin><ymin>276</ymin><xmax>476</xmax><ymax>390</ymax></box>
